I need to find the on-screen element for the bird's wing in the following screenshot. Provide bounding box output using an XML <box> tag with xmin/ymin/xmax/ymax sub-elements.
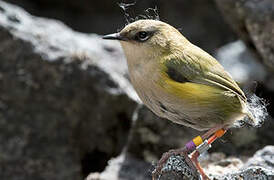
<box><xmin>163</xmin><ymin>45</ymin><xmax>246</xmax><ymax>101</ymax></box>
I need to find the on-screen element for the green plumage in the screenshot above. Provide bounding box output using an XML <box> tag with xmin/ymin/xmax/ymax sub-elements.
<box><xmin>158</xmin><ymin>46</ymin><xmax>248</xmax><ymax>129</ymax></box>
<box><xmin>163</xmin><ymin>45</ymin><xmax>246</xmax><ymax>101</ymax></box>
<box><xmin>111</xmin><ymin>19</ymin><xmax>254</xmax><ymax>130</ymax></box>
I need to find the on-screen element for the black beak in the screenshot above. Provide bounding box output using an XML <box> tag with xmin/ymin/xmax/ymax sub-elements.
<box><xmin>102</xmin><ymin>33</ymin><xmax>126</xmax><ymax>41</ymax></box>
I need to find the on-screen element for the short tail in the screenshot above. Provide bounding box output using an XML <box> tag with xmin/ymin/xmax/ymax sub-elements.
<box><xmin>244</xmin><ymin>94</ymin><xmax>268</xmax><ymax>127</ymax></box>
<box><xmin>234</xmin><ymin>94</ymin><xmax>268</xmax><ymax>128</ymax></box>
<box><xmin>245</xmin><ymin>111</ymin><xmax>261</xmax><ymax>127</ymax></box>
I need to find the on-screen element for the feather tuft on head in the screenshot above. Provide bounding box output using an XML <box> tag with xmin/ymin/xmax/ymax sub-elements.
<box><xmin>118</xmin><ymin>2</ymin><xmax>160</xmax><ymax>25</ymax></box>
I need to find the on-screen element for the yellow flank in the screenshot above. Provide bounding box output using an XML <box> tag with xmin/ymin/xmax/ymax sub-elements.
<box><xmin>193</xmin><ymin>136</ymin><xmax>203</xmax><ymax>146</ymax></box>
<box><xmin>161</xmin><ymin>73</ymin><xmax>225</xmax><ymax>103</ymax></box>
<box><xmin>158</xmin><ymin>71</ymin><xmax>242</xmax><ymax>115</ymax></box>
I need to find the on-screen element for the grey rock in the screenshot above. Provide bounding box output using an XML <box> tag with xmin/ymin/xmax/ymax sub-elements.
<box><xmin>5</xmin><ymin>0</ymin><xmax>236</xmax><ymax>53</ymax></box>
<box><xmin>211</xmin><ymin>166</ymin><xmax>274</xmax><ymax>180</ymax></box>
<box><xmin>159</xmin><ymin>155</ymin><xmax>200</xmax><ymax>180</ymax></box>
<box><xmin>244</xmin><ymin>146</ymin><xmax>274</xmax><ymax>170</ymax></box>
<box><xmin>126</xmin><ymin>105</ymin><xmax>199</xmax><ymax>163</ymax></box>
<box><xmin>88</xmin><ymin>146</ymin><xmax>274</xmax><ymax>180</ymax></box>
<box><xmin>211</xmin><ymin>146</ymin><xmax>274</xmax><ymax>179</ymax></box>
<box><xmin>0</xmin><ymin>2</ymin><xmax>239</xmax><ymax>180</ymax></box>
<box><xmin>215</xmin><ymin>0</ymin><xmax>274</xmax><ymax>71</ymax></box>
<box><xmin>1</xmin><ymin>1</ymin><xmax>274</xmax><ymax>180</ymax></box>
<box><xmin>156</xmin><ymin>146</ymin><xmax>274</xmax><ymax>180</ymax></box>
<box><xmin>213</xmin><ymin>41</ymin><xmax>274</xmax><ymax>156</ymax></box>
<box><xmin>0</xmin><ymin>1</ymin><xmax>137</xmax><ymax>179</ymax></box>
<box><xmin>86</xmin><ymin>153</ymin><xmax>152</xmax><ymax>180</ymax></box>
<box><xmin>215</xmin><ymin>41</ymin><xmax>267</xmax><ymax>84</ymax></box>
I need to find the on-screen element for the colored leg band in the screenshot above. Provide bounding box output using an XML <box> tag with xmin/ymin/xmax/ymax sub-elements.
<box><xmin>197</xmin><ymin>140</ymin><xmax>211</xmax><ymax>154</ymax></box>
<box><xmin>208</xmin><ymin>135</ymin><xmax>217</xmax><ymax>145</ymax></box>
<box><xmin>193</xmin><ymin>136</ymin><xmax>203</xmax><ymax>146</ymax></box>
<box><xmin>185</xmin><ymin>136</ymin><xmax>203</xmax><ymax>153</ymax></box>
<box><xmin>186</xmin><ymin>140</ymin><xmax>196</xmax><ymax>153</ymax></box>
<box><xmin>215</xmin><ymin>129</ymin><xmax>226</xmax><ymax>138</ymax></box>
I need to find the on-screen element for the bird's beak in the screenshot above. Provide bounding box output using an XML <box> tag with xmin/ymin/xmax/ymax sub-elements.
<box><xmin>102</xmin><ymin>33</ymin><xmax>127</xmax><ymax>41</ymax></box>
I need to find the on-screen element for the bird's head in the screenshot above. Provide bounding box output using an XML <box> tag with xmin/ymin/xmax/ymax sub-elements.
<box><xmin>103</xmin><ymin>20</ymin><xmax>187</xmax><ymax>65</ymax></box>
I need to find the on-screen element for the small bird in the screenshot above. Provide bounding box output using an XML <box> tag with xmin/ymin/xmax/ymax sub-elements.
<box><xmin>103</xmin><ymin>20</ymin><xmax>255</xmax><ymax>179</ymax></box>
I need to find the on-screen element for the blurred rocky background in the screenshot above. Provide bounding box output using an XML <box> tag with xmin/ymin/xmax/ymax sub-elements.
<box><xmin>5</xmin><ymin>0</ymin><xmax>237</xmax><ymax>53</ymax></box>
<box><xmin>0</xmin><ymin>0</ymin><xmax>273</xmax><ymax>180</ymax></box>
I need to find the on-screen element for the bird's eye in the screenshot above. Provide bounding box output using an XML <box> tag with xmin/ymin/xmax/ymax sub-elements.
<box><xmin>135</xmin><ymin>31</ymin><xmax>150</xmax><ymax>42</ymax></box>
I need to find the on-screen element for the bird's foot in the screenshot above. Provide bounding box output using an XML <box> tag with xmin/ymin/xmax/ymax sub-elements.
<box><xmin>152</xmin><ymin>128</ymin><xmax>227</xmax><ymax>180</ymax></box>
<box><xmin>191</xmin><ymin>151</ymin><xmax>210</xmax><ymax>180</ymax></box>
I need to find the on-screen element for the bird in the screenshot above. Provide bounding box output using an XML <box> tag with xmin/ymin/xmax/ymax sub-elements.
<box><xmin>103</xmin><ymin>19</ymin><xmax>255</xmax><ymax>180</ymax></box>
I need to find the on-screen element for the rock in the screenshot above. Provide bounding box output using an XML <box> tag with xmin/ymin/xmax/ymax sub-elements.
<box><xmin>213</xmin><ymin>146</ymin><xmax>274</xmax><ymax>178</ymax></box>
<box><xmin>0</xmin><ymin>2</ymin><xmax>246</xmax><ymax>180</ymax></box>
<box><xmin>152</xmin><ymin>146</ymin><xmax>274</xmax><ymax>180</ymax></box>
<box><xmin>5</xmin><ymin>0</ymin><xmax>236</xmax><ymax>53</ymax></box>
<box><xmin>0</xmin><ymin>1</ymin><xmax>137</xmax><ymax>179</ymax></box>
<box><xmin>215</xmin><ymin>41</ymin><xmax>267</xmax><ymax>85</ymax></box>
<box><xmin>158</xmin><ymin>154</ymin><xmax>200</xmax><ymax>180</ymax></box>
<box><xmin>215</xmin><ymin>0</ymin><xmax>274</xmax><ymax>72</ymax></box>
<box><xmin>88</xmin><ymin>146</ymin><xmax>274</xmax><ymax>180</ymax></box>
<box><xmin>86</xmin><ymin>153</ymin><xmax>152</xmax><ymax>180</ymax></box>
<box><xmin>214</xmin><ymin>1</ymin><xmax>274</xmax><ymax>139</ymax></box>
<box><xmin>1</xmin><ymin>1</ymin><xmax>274</xmax><ymax>180</ymax></box>
<box><xmin>126</xmin><ymin>106</ymin><xmax>199</xmax><ymax>163</ymax></box>
<box><xmin>244</xmin><ymin>146</ymin><xmax>274</xmax><ymax>170</ymax></box>
<box><xmin>212</xmin><ymin>146</ymin><xmax>274</xmax><ymax>179</ymax></box>
<box><xmin>212</xmin><ymin>40</ymin><xmax>274</xmax><ymax>156</ymax></box>
<box><xmin>211</xmin><ymin>166</ymin><xmax>274</xmax><ymax>180</ymax></box>
<box><xmin>205</xmin><ymin>156</ymin><xmax>244</xmax><ymax>177</ymax></box>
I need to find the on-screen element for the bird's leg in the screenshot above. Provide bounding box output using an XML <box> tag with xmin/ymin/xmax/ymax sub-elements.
<box><xmin>201</xmin><ymin>125</ymin><xmax>226</xmax><ymax>140</ymax></box>
<box><xmin>190</xmin><ymin>128</ymin><xmax>227</xmax><ymax>180</ymax></box>
<box><xmin>152</xmin><ymin>126</ymin><xmax>227</xmax><ymax>180</ymax></box>
<box><xmin>191</xmin><ymin>151</ymin><xmax>210</xmax><ymax>180</ymax></box>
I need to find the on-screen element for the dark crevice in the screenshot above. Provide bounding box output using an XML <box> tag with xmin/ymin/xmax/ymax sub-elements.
<box><xmin>117</xmin><ymin>112</ymin><xmax>131</xmax><ymax>131</ymax></box>
<box><xmin>81</xmin><ymin>150</ymin><xmax>110</xmax><ymax>178</ymax></box>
